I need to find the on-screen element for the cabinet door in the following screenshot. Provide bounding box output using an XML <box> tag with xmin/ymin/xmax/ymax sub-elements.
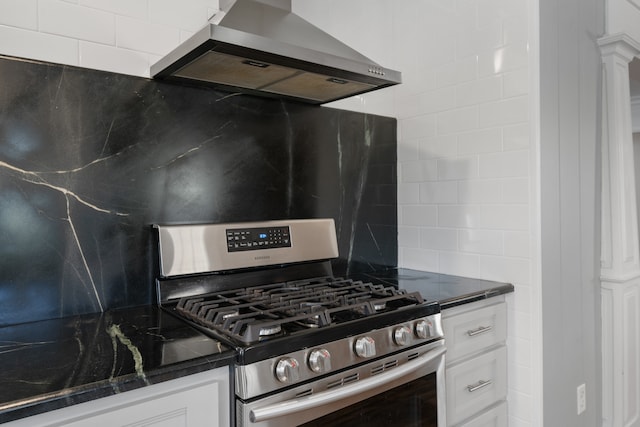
<box><xmin>443</xmin><ymin>302</ymin><xmax>506</xmax><ymax>363</ymax></box>
<box><xmin>6</xmin><ymin>368</ymin><xmax>230</xmax><ymax>427</ymax></box>
<box><xmin>446</xmin><ymin>346</ymin><xmax>507</xmax><ymax>426</ymax></box>
<box><xmin>457</xmin><ymin>401</ymin><xmax>508</xmax><ymax>427</ymax></box>
<box><xmin>62</xmin><ymin>380</ymin><xmax>221</xmax><ymax>427</ymax></box>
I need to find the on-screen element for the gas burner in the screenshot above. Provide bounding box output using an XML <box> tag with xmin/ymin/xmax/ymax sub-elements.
<box><xmin>297</xmin><ymin>315</ymin><xmax>322</xmax><ymax>328</ymax></box>
<box><xmin>373</xmin><ymin>301</ymin><xmax>387</xmax><ymax>311</ymax></box>
<box><xmin>258</xmin><ymin>325</ymin><xmax>282</xmax><ymax>337</ymax></box>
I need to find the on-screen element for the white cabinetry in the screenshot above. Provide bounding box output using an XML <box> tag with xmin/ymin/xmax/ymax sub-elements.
<box><xmin>443</xmin><ymin>297</ymin><xmax>508</xmax><ymax>427</ymax></box>
<box><xmin>5</xmin><ymin>367</ymin><xmax>230</xmax><ymax>427</ymax></box>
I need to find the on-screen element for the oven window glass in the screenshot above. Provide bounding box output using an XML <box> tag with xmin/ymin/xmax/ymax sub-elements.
<box><xmin>299</xmin><ymin>373</ymin><xmax>438</xmax><ymax>427</ymax></box>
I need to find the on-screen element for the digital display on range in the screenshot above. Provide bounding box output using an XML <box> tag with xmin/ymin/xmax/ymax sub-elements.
<box><xmin>226</xmin><ymin>226</ymin><xmax>291</xmax><ymax>252</ymax></box>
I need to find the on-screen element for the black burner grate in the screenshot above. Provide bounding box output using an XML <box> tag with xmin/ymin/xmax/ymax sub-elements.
<box><xmin>173</xmin><ymin>276</ymin><xmax>424</xmax><ymax>343</ymax></box>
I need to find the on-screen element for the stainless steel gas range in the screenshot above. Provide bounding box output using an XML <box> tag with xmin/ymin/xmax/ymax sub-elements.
<box><xmin>154</xmin><ymin>219</ymin><xmax>446</xmax><ymax>427</ymax></box>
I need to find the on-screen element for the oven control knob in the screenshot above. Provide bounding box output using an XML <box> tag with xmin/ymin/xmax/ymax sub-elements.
<box><xmin>275</xmin><ymin>357</ymin><xmax>301</xmax><ymax>383</ymax></box>
<box><xmin>354</xmin><ymin>336</ymin><xmax>376</xmax><ymax>358</ymax></box>
<box><xmin>415</xmin><ymin>319</ymin><xmax>433</xmax><ymax>339</ymax></box>
<box><xmin>308</xmin><ymin>348</ymin><xmax>332</xmax><ymax>373</ymax></box>
<box><xmin>393</xmin><ymin>326</ymin><xmax>412</xmax><ymax>346</ymax></box>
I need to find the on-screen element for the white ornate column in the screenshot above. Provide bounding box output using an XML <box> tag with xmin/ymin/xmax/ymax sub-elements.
<box><xmin>599</xmin><ymin>33</ymin><xmax>640</xmax><ymax>427</ymax></box>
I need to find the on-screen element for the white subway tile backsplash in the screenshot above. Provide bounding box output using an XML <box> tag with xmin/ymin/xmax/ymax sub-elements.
<box><xmin>503</xmin><ymin>123</ymin><xmax>530</xmax><ymax>150</ymax></box>
<box><xmin>395</xmin><ymin>65</ymin><xmax>436</xmax><ymax>98</ymax></box>
<box><xmin>79</xmin><ymin>41</ymin><xmax>150</xmax><ymax>77</ymax></box>
<box><xmin>79</xmin><ymin>0</ymin><xmax>147</xmax><ymax>19</ymax></box>
<box><xmin>0</xmin><ymin>0</ymin><xmax>37</xmax><ymax>30</ymax></box>
<box><xmin>434</xmin><ymin>62</ymin><xmax>457</xmax><ymax>88</ymax></box>
<box><xmin>149</xmin><ymin>0</ymin><xmax>215</xmax><ymax>32</ymax></box>
<box><xmin>420</xmin><ymin>227</ymin><xmax>458</xmax><ymax>251</ymax></box>
<box><xmin>479</xmin><ymin>149</ymin><xmax>529</xmax><ymax>178</ymax></box>
<box><xmin>509</xmin><ymin>355</ymin><xmax>533</xmax><ymax>392</ymax></box>
<box><xmin>479</xmin><ymin>95</ymin><xmax>529</xmax><ymax>128</ymax></box>
<box><xmin>422</xmin><ymin>36</ymin><xmax>456</xmax><ymax>68</ymax></box>
<box><xmin>456</xmin><ymin>75</ymin><xmax>502</xmax><ymax>107</ymax></box>
<box><xmin>436</xmin><ymin>55</ymin><xmax>479</xmax><ymax>88</ymax></box>
<box><xmin>495</xmin><ymin>43</ymin><xmax>529</xmax><ymax>72</ymax></box>
<box><xmin>437</xmin><ymin>106</ymin><xmax>478</xmax><ymax>135</ymax></box>
<box><xmin>504</xmin><ymin>231</ymin><xmax>530</xmax><ymax>258</ymax></box>
<box><xmin>508</xmin><ymin>390</ymin><xmax>534</xmax><ymax>426</ymax></box>
<box><xmin>398</xmin><ymin>183</ymin><xmax>420</xmax><ymax>204</ymax></box>
<box><xmin>503</xmin><ymin>177</ymin><xmax>530</xmax><ymax>203</ymax></box>
<box><xmin>456</xmin><ymin>24</ymin><xmax>503</xmax><ymax>60</ymax></box>
<box><xmin>437</xmin><ymin>155</ymin><xmax>478</xmax><ymax>180</ymax></box>
<box><xmin>419</xmin><ymin>135</ymin><xmax>458</xmax><ymax>159</ymax></box>
<box><xmin>397</xmin><ymin>138</ymin><xmax>420</xmax><ymax>163</ymax></box>
<box><xmin>479</xmin><ymin>204</ymin><xmax>529</xmax><ymax>230</ymax></box>
<box><xmin>504</xmin><ymin>17</ymin><xmax>529</xmax><ymax>46</ymax></box>
<box><xmin>401</xmin><ymin>205</ymin><xmax>438</xmax><ymax>226</ymax></box>
<box><xmin>419</xmin><ymin>181</ymin><xmax>458</xmax><ymax>204</ymax></box>
<box><xmin>400</xmin><ymin>247</ymin><xmax>439</xmax><ymax>272</ymax></box>
<box><xmin>398</xmin><ymin>85</ymin><xmax>456</xmax><ymax>118</ymax></box>
<box><xmin>400</xmin><ymin>159</ymin><xmax>438</xmax><ymax>182</ymax></box>
<box><xmin>39</xmin><ymin>0</ymin><xmax>115</xmax><ymax>45</ymax></box>
<box><xmin>457</xmin><ymin>128</ymin><xmax>502</xmax><ymax>154</ymax></box>
<box><xmin>476</xmin><ymin>49</ymin><xmax>500</xmax><ymax>77</ymax></box>
<box><xmin>455</xmin><ymin>56</ymin><xmax>479</xmax><ymax>83</ymax></box>
<box><xmin>510</xmin><ymin>282</ymin><xmax>532</xmax><ymax>315</ymax></box>
<box><xmin>438</xmin><ymin>204</ymin><xmax>529</xmax><ymax>230</ymax></box>
<box><xmin>398</xmin><ymin>226</ymin><xmax>421</xmax><ymax>248</ymax></box>
<box><xmin>458</xmin><ymin>179</ymin><xmax>503</xmax><ymax>203</ymax></box>
<box><xmin>0</xmin><ymin>24</ymin><xmax>78</xmax><ymax>65</ymax></box>
<box><xmin>116</xmin><ymin>16</ymin><xmax>180</xmax><ymax>55</ymax></box>
<box><xmin>400</xmin><ymin>114</ymin><xmax>437</xmax><ymax>140</ymax></box>
<box><xmin>479</xmin><ymin>255</ymin><xmax>531</xmax><ymax>284</ymax></box>
<box><xmin>459</xmin><ymin>229</ymin><xmax>504</xmax><ymax>255</ymax></box>
<box><xmin>438</xmin><ymin>250</ymin><xmax>479</xmax><ymax>278</ymax></box>
<box><xmin>504</xmin><ymin>67</ymin><xmax>529</xmax><ymax>98</ymax></box>
<box><xmin>438</xmin><ymin>205</ymin><xmax>478</xmax><ymax>228</ymax></box>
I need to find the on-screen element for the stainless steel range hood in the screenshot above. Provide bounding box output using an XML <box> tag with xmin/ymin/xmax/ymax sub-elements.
<box><xmin>150</xmin><ymin>0</ymin><xmax>401</xmax><ymax>105</ymax></box>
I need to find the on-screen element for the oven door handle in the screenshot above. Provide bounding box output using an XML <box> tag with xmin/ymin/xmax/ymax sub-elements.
<box><xmin>250</xmin><ymin>345</ymin><xmax>446</xmax><ymax>423</ymax></box>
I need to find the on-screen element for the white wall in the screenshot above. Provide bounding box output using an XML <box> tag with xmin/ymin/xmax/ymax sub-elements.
<box><xmin>390</xmin><ymin>1</ymin><xmax>536</xmax><ymax>426</ymax></box>
<box><xmin>0</xmin><ymin>1</ymin><xmax>540</xmax><ymax>426</ymax></box>
<box><xmin>0</xmin><ymin>0</ymin><xmax>218</xmax><ymax>77</ymax></box>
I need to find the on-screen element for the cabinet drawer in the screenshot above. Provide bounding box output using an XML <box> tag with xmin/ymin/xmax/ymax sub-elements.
<box><xmin>457</xmin><ymin>401</ymin><xmax>508</xmax><ymax>427</ymax></box>
<box><xmin>446</xmin><ymin>346</ymin><xmax>507</xmax><ymax>426</ymax></box>
<box><xmin>443</xmin><ymin>302</ymin><xmax>506</xmax><ymax>363</ymax></box>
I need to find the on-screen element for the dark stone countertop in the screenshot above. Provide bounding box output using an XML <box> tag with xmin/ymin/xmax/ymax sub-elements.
<box><xmin>0</xmin><ymin>269</ymin><xmax>512</xmax><ymax>424</ymax></box>
<box><xmin>359</xmin><ymin>268</ymin><xmax>514</xmax><ymax>310</ymax></box>
<box><xmin>0</xmin><ymin>305</ymin><xmax>235</xmax><ymax>424</ymax></box>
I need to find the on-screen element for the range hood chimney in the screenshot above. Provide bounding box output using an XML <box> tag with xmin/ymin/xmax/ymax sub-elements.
<box><xmin>150</xmin><ymin>0</ymin><xmax>401</xmax><ymax>104</ymax></box>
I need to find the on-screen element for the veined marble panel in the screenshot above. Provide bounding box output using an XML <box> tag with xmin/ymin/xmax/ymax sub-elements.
<box><xmin>0</xmin><ymin>56</ymin><xmax>398</xmax><ymax>325</ymax></box>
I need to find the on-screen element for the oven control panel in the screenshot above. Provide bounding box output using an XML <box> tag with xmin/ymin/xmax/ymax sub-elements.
<box><xmin>234</xmin><ymin>313</ymin><xmax>444</xmax><ymax>400</ymax></box>
<box><xmin>226</xmin><ymin>226</ymin><xmax>291</xmax><ymax>252</ymax></box>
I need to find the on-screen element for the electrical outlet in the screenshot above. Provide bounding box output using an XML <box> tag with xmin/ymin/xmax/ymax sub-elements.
<box><xmin>577</xmin><ymin>383</ymin><xmax>586</xmax><ymax>415</ymax></box>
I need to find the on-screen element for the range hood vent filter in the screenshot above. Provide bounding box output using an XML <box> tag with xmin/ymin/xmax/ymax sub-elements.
<box><xmin>151</xmin><ymin>0</ymin><xmax>401</xmax><ymax>104</ymax></box>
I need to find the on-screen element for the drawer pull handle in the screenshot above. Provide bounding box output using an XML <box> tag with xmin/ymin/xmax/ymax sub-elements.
<box><xmin>466</xmin><ymin>379</ymin><xmax>492</xmax><ymax>393</ymax></box>
<box><xmin>467</xmin><ymin>325</ymin><xmax>492</xmax><ymax>336</ymax></box>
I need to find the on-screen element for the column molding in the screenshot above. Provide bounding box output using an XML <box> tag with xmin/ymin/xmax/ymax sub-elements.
<box><xmin>599</xmin><ymin>33</ymin><xmax>640</xmax><ymax>427</ymax></box>
<box><xmin>599</xmin><ymin>34</ymin><xmax>640</xmax><ymax>282</ymax></box>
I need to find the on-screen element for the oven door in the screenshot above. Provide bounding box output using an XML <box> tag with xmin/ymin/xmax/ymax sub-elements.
<box><xmin>237</xmin><ymin>341</ymin><xmax>446</xmax><ymax>427</ymax></box>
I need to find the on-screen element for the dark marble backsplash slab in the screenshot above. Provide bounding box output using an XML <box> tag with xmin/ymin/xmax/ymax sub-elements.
<box><xmin>0</xmin><ymin>55</ymin><xmax>397</xmax><ymax>326</ymax></box>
